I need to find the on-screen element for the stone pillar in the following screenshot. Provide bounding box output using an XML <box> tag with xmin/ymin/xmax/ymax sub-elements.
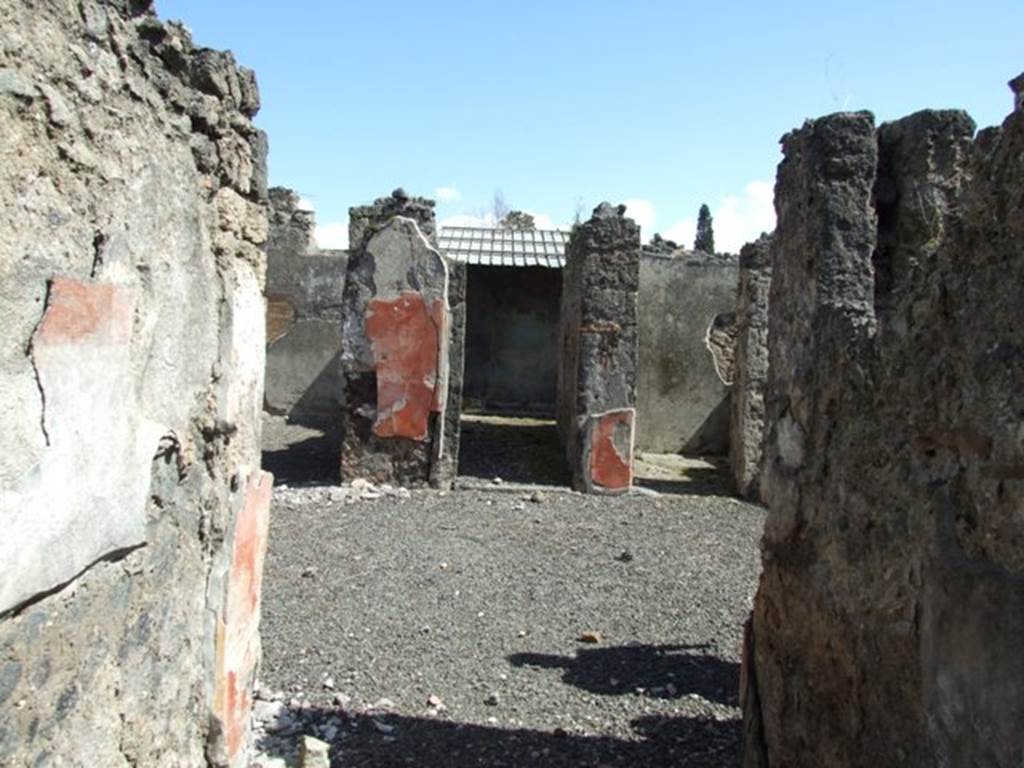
<box><xmin>556</xmin><ymin>203</ymin><xmax>640</xmax><ymax>494</ymax></box>
<box><xmin>339</xmin><ymin>189</ymin><xmax>461</xmax><ymax>487</ymax></box>
<box><xmin>744</xmin><ymin>99</ymin><xmax>1024</xmax><ymax>767</ymax></box>
<box><xmin>729</xmin><ymin>234</ymin><xmax>772</xmax><ymax>499</ymax></box>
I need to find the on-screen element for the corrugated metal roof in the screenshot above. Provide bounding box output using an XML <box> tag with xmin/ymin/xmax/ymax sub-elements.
<box><xmin>438</xmin><ymin>226</ymin><xmax>568</xmax><ymax>268</ymax></box>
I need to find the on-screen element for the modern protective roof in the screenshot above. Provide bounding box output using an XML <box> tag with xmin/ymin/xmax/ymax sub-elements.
<box><xmin>438</xmin><ymin>226</ymin><xmax>568</xmax><ymax>268</ymax></box>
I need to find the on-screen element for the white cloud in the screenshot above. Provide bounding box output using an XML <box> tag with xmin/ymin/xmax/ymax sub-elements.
<box><xmin>439</xmin><ymin>212</ymin><xmax>497</xmax><ymax>229</ymax></box>
<box><xmin>661</xmin><ymin>218</ymin><xmax>695</xmax><ymax>248</ymax></box>
<box><xmin>315</xmin><ymin>221</ymin><xmax>348</xmax><ymax>250</ymax></box>
<box><xmin>653</xmin><ymin>181</ymin><xmax>775</xmax><ymax>253</ymax></box>
<box><xmin>435</xmin><ymin>186</ymin><xmax>460</xmax><ymax>203</ymax></box>
<box><xmin>524</xmin><ymin>211</ymin><xmax>559</xmax><ymax>231</ymax></box>
<box><xmin>297</xmin><ymin>196</ymin><xmax>316</xmax><ymax>212</ymax></box>
<box><xmin>439</xmin><ymin>210</ymin><xmax>565</xmax><ymax>232</ymax></box>
<box><xmin>712</xmin><ymin>180</ymin><xmax>775</xmax><ymax>253</ymax></box>
<box><xmin>622</xmin><ymin>198</ymin><xmax>656</xmax><ymax>237</ymax></box>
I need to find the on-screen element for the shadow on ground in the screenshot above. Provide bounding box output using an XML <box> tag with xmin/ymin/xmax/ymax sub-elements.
<box><xmin>633</xmin><ymin>456</ymin><xmax>735</xmax><ymax>497</ymax></box>
<box><xmin>258</xmin><ymin>709</ymin><xmax>740</xmax><ymax>768</ymax></box>
<box><xmin>262</xmin><ymin>432</ymin><xmax>341</xmax><ymax>486</ymax></box>
<box><xmin>508</xmin><ymin>643</ymin><xmax>739</xmax><ymax>705</ymax></box>
<box><xmin>457</xmin><ymin>414</ymin><xmax>571</xmax><ymax>487</ymax></box>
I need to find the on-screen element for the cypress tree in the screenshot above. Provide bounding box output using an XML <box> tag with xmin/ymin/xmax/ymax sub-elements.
<box><xmin>694</xmin><ymin>204</ymin><xmax>715</xmax><ymax>254</ymax></box>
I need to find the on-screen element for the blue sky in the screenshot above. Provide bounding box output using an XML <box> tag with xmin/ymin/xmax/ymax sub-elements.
<box><xmin>157</xmin><ymin>1</ymin><xmax>1022</xmax><ymax>252</ymax></box>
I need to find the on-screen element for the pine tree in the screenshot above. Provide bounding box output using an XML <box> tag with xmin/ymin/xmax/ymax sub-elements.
<box><xmin>694</xmin><ymin>204</ymin><xmax>715</xmax><ymax>254</ymax></box>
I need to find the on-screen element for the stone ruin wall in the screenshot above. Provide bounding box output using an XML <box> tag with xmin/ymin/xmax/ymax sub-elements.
<box><xmin>0</xmin><ymin>2</ymin><xmax>269</xmax><ymax>766</ymax></box>
<box><xmin>741</xmin><ymin>81</ymin><xmax>1024</xmax><ymax>766</ymax></box>
<box><xmin>339</xmin><ymin>189</ymin><xmax>465</xmax><ymax>488</ymax></box>
<box><xmin>556</xmin><ymin>203</ymin><xmax>640</xmax><ymax>493</ymax></box>
<box><xmin>264</xmin><ymin>186</ymin><xmax>348</xmax><ymax>432</ymax></box>
<box><xmin>729</xmin><ymin>234</ymin><xmax>772</xmax><ymax>499</ymax></box>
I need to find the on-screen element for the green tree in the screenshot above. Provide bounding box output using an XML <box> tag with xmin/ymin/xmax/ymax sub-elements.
<box><xmin>694</xmin><ymin>204</ymin><xmax>715</xmax><ymax>254</ymax></box>
<box><xmin>499</xmin><ymin>210</ymin><xmax>536</xmax><ymax>230</ymax></box>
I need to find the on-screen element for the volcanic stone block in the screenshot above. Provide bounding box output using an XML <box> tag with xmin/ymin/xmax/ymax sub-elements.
<box><xmin>729</xmin><ymin>235</ymin><xmax>772</xmax><ymax>499</ymax></box>
<box><xmin>556</xmin><ymin>203</ymin><xmax>640</xmax><ymax>494</ymax></box>
<box><xmin>340</xmin><ymin>192</ymin><xmax>458</xmax><ymax>487</ymax></box>
<box><xmin>744</xmin><ymin>90</ymin><xmax>1024</xmax><ymax>768</ymax></box>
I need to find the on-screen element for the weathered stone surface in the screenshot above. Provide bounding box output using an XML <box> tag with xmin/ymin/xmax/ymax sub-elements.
<box><xmin>267</xmin><ymin>187</ymin><xmax>317</xmax><ymax>259</ymax></box>
<box><xmin>263</xmin><ymin>186</ymin><xmax>347</xmax><ymax>433</ymax></box>
<box><xmin>706</xmin><ymin>312</ymin><xmax>739</xmax><ymax>386</ymax></box>
<box><xmin>556</xmin><ymin>203</ymin><xmax>640</xmax><ymax>493</ymax></box>
<box><xmin>729</xmin><ymin>234</ymin><xmax>772</xmax><ymax>499</ymax></box>
<box><xmin>636</xmin><ymin>251</ymin><xmax>738</xmax><ymax>454</ymax></box>
<box><xmin>340</xmin><ymin>196</ymin><xmax>461</xmax><ymax>488</ymax></box>
<box><xmin>0</xmin><ymin>2</ymin><xmax>268</xmax><ymax>765</ymax></box>
<box><xmin>299</xmin><ymin>735</ymin><xmax>331</xmax><ymax>768</ymax></box>
<box><xmin>744</xmin><ymin>91</ymin><xmax>1024</xmax><ymax>767</ymax></box>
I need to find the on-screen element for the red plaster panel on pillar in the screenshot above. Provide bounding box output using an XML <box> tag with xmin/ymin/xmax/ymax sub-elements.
<box><xmin>213</xmin><ymin>469</ymin><xmax>273</xmax><ymax>765</ymax></box>
<box><xmin>587</xmin><ymin>409</ymin><xmax>634</xmax><ymax>491</ymax></box>
<box><xmin>33</xmin><ymin>277</ymin><xmax>134</xmax><ymax>347</ymax></box>
<box><xmin>366</xmin><ymin>291</ymin><xmax>445</xmax><ymax>441</ymax></box>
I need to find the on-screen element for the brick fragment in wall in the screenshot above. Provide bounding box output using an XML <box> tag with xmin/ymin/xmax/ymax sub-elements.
<box><xmin>266</xmin><ymin>294</ymin><xmax>297</xmax><ymax>345</ymax></box>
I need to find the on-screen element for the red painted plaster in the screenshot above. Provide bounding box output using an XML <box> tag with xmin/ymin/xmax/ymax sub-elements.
<box><xmin>366</xmin><ymin>291</ymin><xmax>445</xmax><ymax>441</ymax></box>
<box><xmin>214</xmin><ymin>470</ymin><xmax>273</xmax><ymax>764</ymax></box>
<box><xmin>33</xmin><ymin>277</ymin><xmax>134</xmax><ymax>346</ymax></box>
<box><xmin>588</xmin><ymin>410</ymin><xmax>633</xmax><ymax>491</ymax></box>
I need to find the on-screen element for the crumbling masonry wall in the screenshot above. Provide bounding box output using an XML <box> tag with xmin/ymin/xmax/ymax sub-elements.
<box><xmin>743</xmin><ymin>84</ymin><xmax>1024</xmax><ymax>766</ymax></box>
<box><xmin>340</xmin><ymin>190</ymin><xmax>463</xmax><ymax>487</ymax></box>
<box><xmin>556</xmin><ymin>203</ymin><xmax>640</xmax><ymax>493</ymax></box>
<box><xmin>264</xmin><ymin>186</ymin><xmax>348</xmax><ymax>430</ymax></box>
<box><xmin>729</xmin><ymin>235</ymin><xmax>772</xmax><ymax>499</ymax></box>
<box><xmin>0</xmin><ymin>3</ymin><xmax>269</xmax><ymax>766</ymax></box>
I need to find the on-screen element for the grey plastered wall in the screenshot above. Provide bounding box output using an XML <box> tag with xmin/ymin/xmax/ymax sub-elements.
<box><xmin>463</xmin><ymin>264</ymin><xmax>562</xmax><ymax>415</ymax></box>
<box><xmin>264</xmin><ymin>188</ymin><xmax>347</xmax><ymax>430</ymax></box>
<box><xmin>636</xmin><ymin>251</ymin><xmax>738</xmax><ymax>454</ymax></box>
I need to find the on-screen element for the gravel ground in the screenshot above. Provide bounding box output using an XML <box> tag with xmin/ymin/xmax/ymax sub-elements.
<box><xmin>253</xmin><ymin>417</ymin><xmax>766</xmax><ymax>768</ymax></box>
